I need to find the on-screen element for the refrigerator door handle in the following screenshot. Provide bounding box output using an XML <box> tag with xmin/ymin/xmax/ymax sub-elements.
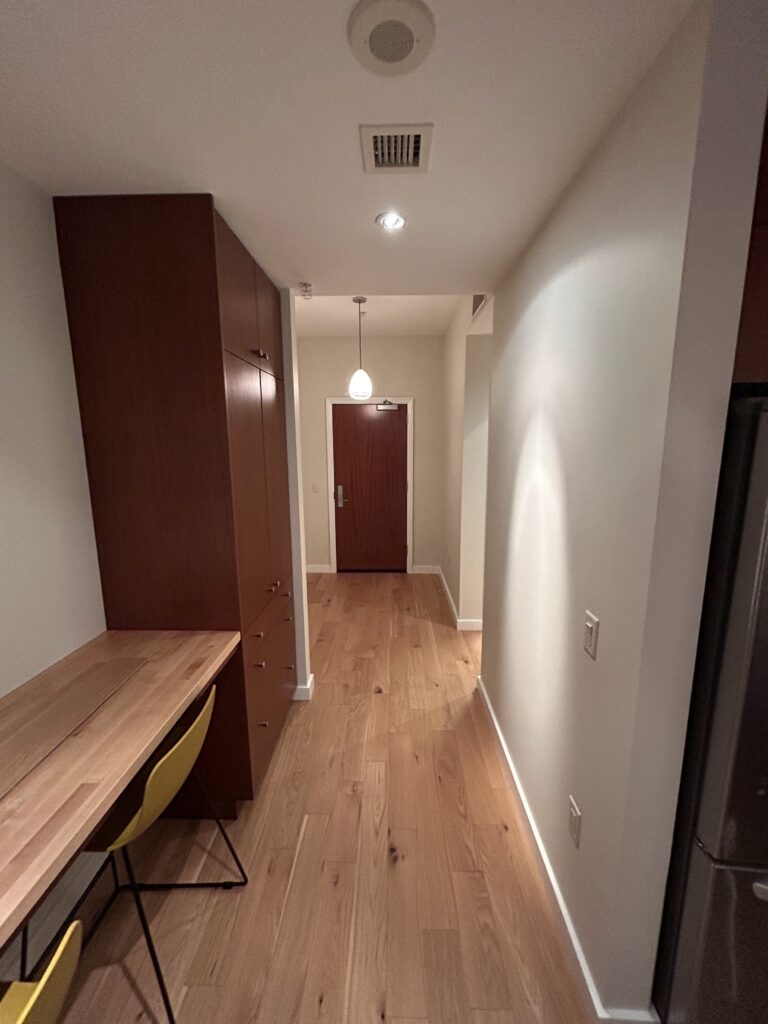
<box><xmin>752</xmin><ymin>878</ymin><xmax>768</xmax><ymax>902</ymax></box>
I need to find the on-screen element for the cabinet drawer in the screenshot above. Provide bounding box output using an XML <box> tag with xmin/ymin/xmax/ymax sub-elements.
<box><xmin>244</xmin><ymin>577</ymin><xmax>293</xmax><ymax>643</ymax></box>
<box><xmin>243</xmin><ymin>615</ymin><xmax>296</xmax><ymax>785</ymax></box>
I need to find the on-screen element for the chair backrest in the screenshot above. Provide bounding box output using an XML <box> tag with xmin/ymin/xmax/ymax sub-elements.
<box><xmin>108</xmin><ymin>686</ymin><xmax>216</xmax><ymax>850</ymax></box>
<box><xmin>17</xmin><ymin>921</ymin><xmax>82</xmax><ymax>1024</ymax></box>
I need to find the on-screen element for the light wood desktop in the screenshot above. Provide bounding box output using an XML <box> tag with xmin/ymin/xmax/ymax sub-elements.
<box><xmin>0</xmin><ymin>629</ymin><xmax>239</xmax><ymax>952</ymax></box>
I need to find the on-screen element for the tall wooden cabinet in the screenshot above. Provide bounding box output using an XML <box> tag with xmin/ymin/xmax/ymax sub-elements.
<box><xmin>54</xmin><ymin>194</ymin><xmax>296</xmax><ymax>814</ymax></box>
<box><xmin>733</xmin><ymin>112</ymin><xmax>768</xmax><ymax>383</ymax></box>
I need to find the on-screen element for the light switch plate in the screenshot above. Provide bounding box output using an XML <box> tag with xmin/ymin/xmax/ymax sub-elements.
<box><xmin>569</xmin><ymin>795</ymin><xmax>582</xmax><ymax>849</ymax></box>
<box><xmin>584</xmin><ymin>611</ymin><xmax>599</xmax><ymax>660</ymax></box>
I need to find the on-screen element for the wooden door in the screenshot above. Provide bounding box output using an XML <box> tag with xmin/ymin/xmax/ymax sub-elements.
<box><xmin>261</xmin><ymin>371</ymin><xmax>293</xmax><ymax>586</ymax></box>
<box><xmin>332</xmin><ymin>403</ymin><xmax>408</xmax><ymax>571</ymax></box>
<box><xmin>224</xmin><ymin>352</ymin><xmax>273</xmax><ymax>628</ymax></box>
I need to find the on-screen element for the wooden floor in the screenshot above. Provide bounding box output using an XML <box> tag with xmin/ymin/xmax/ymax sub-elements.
<box><xmin>62</xmin><ymin>573</ymin><xmax>592</xmax><ymax>1024</ymax></box>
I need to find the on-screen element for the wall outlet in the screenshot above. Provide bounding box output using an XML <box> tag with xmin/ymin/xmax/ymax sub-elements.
<box><xmin>569</xmin><ymin>795</ymin><xmax>582</xmax><ymax>849</ymax></box>
<box><xmin>584</xmin><ymin>611</ymin><xmax>599</xmax><ymax>660</ymax></box>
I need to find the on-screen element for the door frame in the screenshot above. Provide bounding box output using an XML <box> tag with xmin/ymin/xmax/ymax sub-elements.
<box><xmin>325</xmin><ymin>396</ymin><xmax>414</xmax><ymax>574</ymax></box>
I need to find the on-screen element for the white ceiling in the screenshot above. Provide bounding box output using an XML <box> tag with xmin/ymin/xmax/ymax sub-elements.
<box><xmin>296</xmin><ymin>294</ymin><xmax>460</xmax><ymax>337</ymax></box>
<box><xmin>0</xmin><ymin>1</ymin><xmax>692</xmax><ymax>294</ymax></box>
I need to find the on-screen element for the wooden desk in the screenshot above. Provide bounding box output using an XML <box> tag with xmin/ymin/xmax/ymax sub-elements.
<box><xmin>0</xmin><ymin>630</ymin><xmax>239</xmax><ymax>951</ymax></box>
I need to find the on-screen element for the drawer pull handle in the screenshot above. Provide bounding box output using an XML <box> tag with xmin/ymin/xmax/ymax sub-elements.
<box><xmin>250</xmin><ymin>348</ymin><xmax>268</xmax><ymax>359</ymax></box>
<box><xmin>251</xmin><ymin>631</ymin><xmax>264</xmax><ymax>639</ymax></box>
<box><xmin>254</xmin><ymin>660</ymin><xmax>267</xmax><ymax>669</ymax></box>
<box><xmin>286</xmin><ymin>665</ymin><xmax>295</xmax><ymax>671</ymax></box>
<box><xmin>283</xmin><ymin>616</ymin><xmax>293</xmax><ymax>622</ymax></box>
<box><xmin>257</xmin><ymin>720</ymin><xmax>269</xmax><ymax>727</ymax></box>
<box><xmin>286</xmin><ymin>591</ymin><xmax>292</xmax><ymax>598</ymax></box>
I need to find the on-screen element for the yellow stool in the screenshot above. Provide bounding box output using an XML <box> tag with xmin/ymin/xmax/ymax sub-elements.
<box><xmin>0</xmin><ymin>921</ymin><xmax>82</xmax><ymax>1024</ymax></box>
<box><xmin>91</xmin><ymin>686</ymin><xmax>247</xmax><ymax>1024</ymax></box>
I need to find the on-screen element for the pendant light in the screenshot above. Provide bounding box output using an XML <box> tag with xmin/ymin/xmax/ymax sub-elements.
<box><xmin>348</xmin><ymin>295</ymin><xmax>373</xmax><ymax>400</ymax></box>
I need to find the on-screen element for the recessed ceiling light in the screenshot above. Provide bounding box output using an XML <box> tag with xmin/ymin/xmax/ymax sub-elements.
<box><xmin>376</xmin><ymin>211</ymin><xmax>406</xmax><ymax>231</ymax></box>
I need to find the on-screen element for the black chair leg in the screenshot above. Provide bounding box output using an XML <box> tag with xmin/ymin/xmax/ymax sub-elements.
<box><xmin>131</xmin><ymin>771</ymin><xmax>248</xmax><ymax>892</ymax></box>
<box><xmin>122</xmin><ymin>847</ymin><xmax>176</xmax><ymax>1024</ymax></box>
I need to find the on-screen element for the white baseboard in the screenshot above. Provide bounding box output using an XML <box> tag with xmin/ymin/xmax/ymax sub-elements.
<box><xmin>306</xmin><ymin>564</ymin><xmax>332</xmax><ymax>574</ymax></box>
<box><xmin>476</xmin><ymin>674</ymin><xmax>657</xmax><ymax>1024</ymax></box>
<box><xmin>457</xmin><ymin>618</ymin><xmax>483</xmax><ymax>631</ymax></box>
<box><xmin>411</xmin><ymin>564</ymin><xmax>441</xmax><ymax>574</ymax></box>
<box><xmin>293</xmin><ymin>673</ymin><xmax>315</xmax><ymax>701</ymax></box>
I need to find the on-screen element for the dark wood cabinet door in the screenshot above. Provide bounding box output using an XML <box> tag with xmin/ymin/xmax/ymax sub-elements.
<box><xmin>734</xmin><ymin>226</ymin><xmax>768</xmax><ymax>383</ymax></box>
<box><xmin>214</xmin><ymin>212</ymin><xmax>261</xmax><ymax>368</ymax></box>
<box><xmin>254</xmin><ymin>263</ymin><xmax>284</xmax><ymax>378</ymax></box>
<box><xmin>333</xmin><ymin>403</ymin><xmax>408</xmax><ymax>571</ymax></box>
<box><xmin>224</xmin><ymin>352</ymin><xmax>273</xmax><ymax>629</ymax></box>
<box><xmin>261</xmin><ymin>371</ymin><xmax>293</xmax><ymax>586</ymax></box>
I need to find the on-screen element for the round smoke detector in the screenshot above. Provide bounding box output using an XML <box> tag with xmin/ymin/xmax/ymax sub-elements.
<box><xmin>348</xmin><ymin>0</ymin><xmax>435</xmax><ymax>77</ymax></box>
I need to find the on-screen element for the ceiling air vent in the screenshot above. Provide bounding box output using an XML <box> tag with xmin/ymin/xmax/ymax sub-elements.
<box><xmin>360</xmin><ymin>123</ymin><xmax>433</xmax><ymax>174</ymax></box>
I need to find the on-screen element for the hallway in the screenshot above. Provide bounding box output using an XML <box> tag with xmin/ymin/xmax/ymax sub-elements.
<box><xmin>63</xmin><ymin>573</ymin><xmax>591</xmax><ymax>1023</ymax></box>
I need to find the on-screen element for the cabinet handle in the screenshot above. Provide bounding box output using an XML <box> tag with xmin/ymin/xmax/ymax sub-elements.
<box><xmin>254</xmin><ymin>660</ymin><xmax>267</xmax><ymax>669</ymax></box>
<box><xmin>285</xmin><ymin>665</ymin><xmax>295</xmax><ymax>671</ymax></box>
<box><xmin>257</xmin><ymin>721</ymin><xmax>269</xmax><ymax>728</ymax></box>
<box><xmin>250</xmin><ymin>348</ymin><xmax>268</xmax><ymax>359</ymax></box>
<box><xmin>283</xmin><ymin>616</ymin><xmax>293</xmax><ymax>622</ymax></box>
<box><xmin>251</xmin><ymin>631</ymin><xmax>264</xmax><ymax>639</ymax></box>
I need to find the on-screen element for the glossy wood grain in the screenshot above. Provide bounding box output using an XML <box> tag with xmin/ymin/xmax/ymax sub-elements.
<box><xmin>333</xmin><ymin>404</ymin><xmax>408</xmax><ymax>571</ymax></box>
<box><xmin>0</xmin><ymin>630</ymin><xmax>240</xmax><ymax>951</ymax></box>
<box><xmin>261</xmin><ymin>372</ymin><xmax>293</xmax><ymax>585</ymax></box>
<box><xmin>61</xmin><ymin>574</ymin><xmax>592</xmax><ymax>1024</ymax></box>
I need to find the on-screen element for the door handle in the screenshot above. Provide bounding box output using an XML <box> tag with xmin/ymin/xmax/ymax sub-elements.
<box><xmin>336</xmin><ymin>484</ymin><xmax>347</xmax><ymax>508</ymax></box>
<box><xmin>753</xmin><ymin>879</ymin><xmax>768</xmax><ymax>902</ymax></box>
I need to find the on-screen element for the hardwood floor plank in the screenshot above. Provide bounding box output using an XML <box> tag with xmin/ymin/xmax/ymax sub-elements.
<box><xmin>256</xmin><ymin>815</ymin><xmax>330</xmax><ymax>1024</ymax></box>
<box><xmin>452</xmin><ymin>870</ymin><xmax>511</xmax><ymax>1010</ymax></box>
<box><xmin>326</xmin><ymin>780</ymin><xmax>363</xmax><ymax>863</ymax></box>
<box><xmin>345</xmin><ymin>761</ymin><xmax>387</xmax><ymax>1024</ymax></box>
<box><xmin>388</xmin><ymin>731</ymin><xmax>417</xmax><ymax>829</ymax></box>
<box><xmin>386</xmin><ymin>828</ymin><xmax>427</xmax><ymax>1019</ymax></box>
<box><xmin>431</xmin><ymin>729</ymin><xmax>476</xmax><ymax>871</ymax></box>
<box><xmin>364</xmin><ymin>690</ymin><xmax>390</xmax><ymax>762</ymax></box>
<box><xmin>421</xmin><ymin>929</ymin><xmax>473</xmax><ymax>1024</ymax></box>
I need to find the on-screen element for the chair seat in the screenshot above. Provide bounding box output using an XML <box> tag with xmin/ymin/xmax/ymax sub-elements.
<box><xmin>0</xmin><ymin>982</ymin><xmax>36</xmax><ymax>1024</ymax></box>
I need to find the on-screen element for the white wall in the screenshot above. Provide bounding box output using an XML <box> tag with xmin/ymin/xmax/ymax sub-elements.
<box><xmin>0</xmin><ymin>158</ymin><xmax>105</xmax><ymax>970</ymax></box>
<box><xmin>297</xmin><ymin>334</ymin><xmax>444</xmax><ymax>569</ymax></box>
<box><xmin>0</xmin><ymin>159</ymin><xmax>104</xmax><ymax>693</ymax></box>
<box><xmin>481</xmin><ymin>2</ymin><xmax>766</xmax><ymax>1016</ymax></box>
<box><xmin>458</xmin><ymin>334</ymin><xmax>493</xmax><ymax>625</ymax></box>
<box><xmin>441</xmin><ymin>301</ymin><xmax>470</xmax><ymax>597</ymax></box>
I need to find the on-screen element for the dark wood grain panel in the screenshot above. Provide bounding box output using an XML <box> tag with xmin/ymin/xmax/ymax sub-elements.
<box><xmin>214</xmin><ymin>212</ymin><xmax>262</xmax><ymax>368</ymax></box>
<box><xmin>224</xmin><ymin>352</ymin><xmax>273</xmax><ymax>628</ymax></box>
<box><xmin>332</xmin><ymin>402</ymin><xmax>408</xmax><ymax>571</ymax></box>
<box><xmin>54</xmin><ymin>194</ymin><xmax>239</xmax><ymax>629</ymax></box>
<box><xmin>261</xmin><ymin>372</ymin><xmax>293</xmax><ymax>585</ymax></box>
<box><xmin>254</xmin><ymin>263</ymin><xmax>284</xmax><ymax>378</ymax></box>
<box><xmin>243</xmin><ymin>614</ymin><xmax>296</xmax><ymax>784</ymax></box>
<box><xmin>734</xmin><ymin>225</ymin><xmax>768</xmax><ymax>383</ymax></box>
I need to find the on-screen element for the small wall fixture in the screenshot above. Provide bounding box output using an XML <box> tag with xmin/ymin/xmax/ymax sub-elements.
<box><xmin>348</xmin><ymin>296</ymin><xmax>373</xmax><ymax>400</ymax></box>
<box><xmin>298</xmin><ymin>281</ymin><xmax>313</xmax><ymax>300</ymax></box>
<box><xmin>376</xmin><ymin>211</ymin><xmax>406</xmax><ymax>231</ymax></box>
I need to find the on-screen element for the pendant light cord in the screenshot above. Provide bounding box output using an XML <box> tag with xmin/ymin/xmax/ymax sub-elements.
<box><xmin>358</xmin><ymin>302</ymin><xmax>363</xmax><ymax>369</ymax></box>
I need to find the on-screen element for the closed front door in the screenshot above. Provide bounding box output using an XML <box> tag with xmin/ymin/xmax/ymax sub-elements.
<box><xmin>332</xmin><ymin>402</ymin><xmax>407</xmax><ymax>571</ymax></box>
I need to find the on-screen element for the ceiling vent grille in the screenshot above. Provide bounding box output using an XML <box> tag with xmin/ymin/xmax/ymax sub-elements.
<box><xmin>360</xmin><ymin>123</ymin><xmax>433</xmax><ymax>173</ymax></box>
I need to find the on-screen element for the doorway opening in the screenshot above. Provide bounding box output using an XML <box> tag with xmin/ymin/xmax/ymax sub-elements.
<box><xmin>325</xmin><ymin>397</ymin><xmax>414</xmax><ymax>572</ymax></box>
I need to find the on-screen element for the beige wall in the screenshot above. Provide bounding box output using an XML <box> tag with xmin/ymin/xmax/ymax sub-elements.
<box><xmin>0</xmin><ymin>159</ymin><xmax>104</xmax><ymax>694</ymax></box>
<box><xmin>0</xmin><ymin>158</ymin><xmax>106</xmax><ymax>971</ymax></box>
<box><xmin>458</xmin><ymin>334</ymin><xmax>493</xmax><ymax>624</ymax></box>
<box><xmin>480</xmin><ymin>4</ymin><xmax>749</xmax><ymax>1016</ymax></box>
<box><xmin>440</xmin><ymin>301</ymin><xmax>469</xmax><ymax>599</ymax></box>
<box><xmin>298</xmin><ymin>334</ymin><xmax>445</xmax><ymax>569</ymax></box>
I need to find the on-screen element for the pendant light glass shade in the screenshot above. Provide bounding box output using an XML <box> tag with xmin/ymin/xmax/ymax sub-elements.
<box><xmin>348</xmin><ymin>295</ymin><xmax>373</xmax><ymax>400</ymax></box>
<box><xmin>348</xmin><ymin>367</ymin><xmax>373</xmax><ymax>400</ymax></box>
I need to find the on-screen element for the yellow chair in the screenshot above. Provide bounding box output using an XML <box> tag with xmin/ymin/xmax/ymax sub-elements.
<box><xmin>90</xmin><ymin>686</ymin><xmax>248</xmax><ymax>1024</ymax></box>
<box><xmin>0</xmin><ymin>921</ymin><xmax>82</xmax><ymax>1024</ymax></box>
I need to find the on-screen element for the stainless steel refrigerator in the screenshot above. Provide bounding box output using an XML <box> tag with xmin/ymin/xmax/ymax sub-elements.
<box><xmin>654</xmin><ymin>393</ymin><xmax>768</xmax><ymax>1023</ymax></box>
